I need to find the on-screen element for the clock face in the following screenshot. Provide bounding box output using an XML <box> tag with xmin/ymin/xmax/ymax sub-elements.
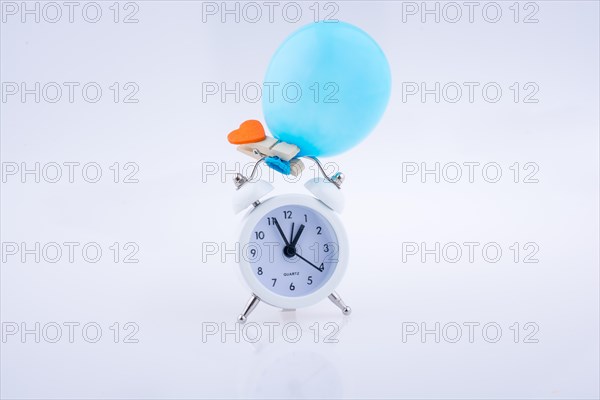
<box><xmin>246</xmin><ymin>204</ymin><xmax>339</xmax><ymax>297</ymax></box>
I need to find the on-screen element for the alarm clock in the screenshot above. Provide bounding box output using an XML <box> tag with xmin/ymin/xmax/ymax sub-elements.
<box><xmin>233</xmin><ymin>157</ymin><xmax>352</xmax><ymax>323</ymax></box>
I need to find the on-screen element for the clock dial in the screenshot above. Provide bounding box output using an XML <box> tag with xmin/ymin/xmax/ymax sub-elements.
<box><xmin>247</xmin><ymin>204</ymin><xmax>339</xmax><ymax>297</ymax></box>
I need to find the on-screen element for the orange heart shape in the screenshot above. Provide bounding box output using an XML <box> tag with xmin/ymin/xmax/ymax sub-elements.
<box><xmin>227</xmin><ymin>120</ymin><xmax>266</xmax><ymax>144</ymax></box>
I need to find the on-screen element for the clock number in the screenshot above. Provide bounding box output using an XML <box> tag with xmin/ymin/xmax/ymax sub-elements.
<box><xmin>324</xmin><ymin>244</ymin><xmax>329</xmax><ymax>252</ymax></box>
<box><xmin>255</xmin><ymin>231</ymin><xmax>265</xmax><ymax>240</ymax></box>
<box><xmin>257</xmin><ymin>267</ymin><xmax>263</xmax><ymax>275</ymax></box>
<box><xmin>323</xmin><ymin>243</ymin><xmax>339</xmax><ymax>263</ymax></box>
<box><xmin>316</xmin><ymin>226</ymin><xmax>322</xmax><ymax>235</ymax></box>
<box><xmin>304</xmin><ymin>214</ymin><xmax>308</xmax><ymax>222</ymax></box>
<box><xmin>267</xmin><ymin>217</ymin><xmax>274</xmax><ymax>225</ymax></box>
<box><xmin>289</xmin><ymin>282</ymin><xmax>295</xmax><ymax>291</ymax></box>
<box><xmin>271</xmin><ymin>278</ymin><xmax>277</xmax><ymax>287</ymax></box>
<box><xmin>307</xmin><ymin>276</ymin><xmax>313</xmax><ymax>285</ymax></box>
<box><xmin>319</xmin><ymin>262</ymin><xmax>324</xmax><ymax>271</ymax></box>
<box><xmin>283</xmin><ymin>210</ymin><xmax>292</xmax><ymax>219</ymax></box>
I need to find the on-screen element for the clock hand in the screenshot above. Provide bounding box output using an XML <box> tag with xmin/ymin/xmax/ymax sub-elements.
<box><xmin>295</xmin><ymin>253</ymin><xmax>324</xmax><ymax>272</ymax></box>
<box><xmin>272</xmin><ymin>218</ymin><xmax>290</xmax><ymax>246</ymax></box>
<box><xmin>291</xmin><ymin>224</ymin><xmax>305</xmax><ymax>247</ymax></box>
<box><xmin>290</xmin><ymin>222</ymin><xmax>295</xmax><ymax>244</ymax></box>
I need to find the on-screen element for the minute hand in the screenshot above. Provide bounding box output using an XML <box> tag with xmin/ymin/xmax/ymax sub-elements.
<box><xmin>290</xmin><ymin>224</ymin><xmax>305</xmax><ymax>247</ymax></box>
<box><xmin>296</xmin><ymin>253</ymin><xmax>323</xmax><ymax>272</ymax></box>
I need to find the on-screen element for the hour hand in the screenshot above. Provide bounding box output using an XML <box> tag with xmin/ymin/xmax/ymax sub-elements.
<box><xmin>291</xmin><ymin>224</ymin><xmax>305</xmax><ymax>247</ymax></box>
<box><xmin>272</xmin><ymin>218</ymin><xmax>290</xmax><ymax>246</ymax></box>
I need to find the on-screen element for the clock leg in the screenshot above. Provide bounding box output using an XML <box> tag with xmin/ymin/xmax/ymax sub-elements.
<box><xmin>328</xmin><ymin>291</ymin><xmax>352</xmax><ymax>316</ymax></box>
<box><xmin>237</xmin><ymin>293</ymin><xmax>260</xmax><ymax>323</ymax></box>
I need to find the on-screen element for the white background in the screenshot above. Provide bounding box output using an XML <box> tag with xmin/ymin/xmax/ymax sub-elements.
<box><xmin>1</xmin><ymin>1</ymin><xmax>599</xmax><ymax>399</ymax></box>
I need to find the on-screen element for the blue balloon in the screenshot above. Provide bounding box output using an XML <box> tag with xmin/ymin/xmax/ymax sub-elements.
<box><xmin>263</xmin><ymin>22</ymin><xmax>391</xmax><ymax>157</ymax></box>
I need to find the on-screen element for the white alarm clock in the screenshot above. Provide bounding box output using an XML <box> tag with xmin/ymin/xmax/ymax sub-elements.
<box><xmin>232</xmin><ymin>157</ymin><xmax>352</xmax><ymax>323</ymax></box>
